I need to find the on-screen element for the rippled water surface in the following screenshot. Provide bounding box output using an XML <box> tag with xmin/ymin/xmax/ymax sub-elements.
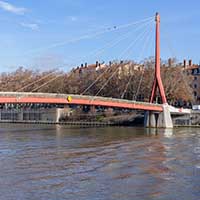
<box><xmin>0</xmin><ymin>124</ymin><xmax>199</xmax><ymax>200</ymax></box>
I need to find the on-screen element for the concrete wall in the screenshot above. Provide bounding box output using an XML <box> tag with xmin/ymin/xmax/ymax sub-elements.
<box><xmin>0</xmin><ymin>109</ymin><xmax>58</xmax><ymax>122</ymax></box>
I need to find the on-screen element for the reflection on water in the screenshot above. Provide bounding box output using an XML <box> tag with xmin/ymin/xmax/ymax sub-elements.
<box><xmin>0</xmin><ymin>124</ymin><xmax>199</xmax><ymax>200</ymax></box>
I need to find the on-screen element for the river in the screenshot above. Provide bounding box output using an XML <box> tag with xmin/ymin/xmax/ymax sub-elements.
<box><xmin>0</xmin><ymin>124</ymin><xmax>199</xmax><ymax>200</ymax></box>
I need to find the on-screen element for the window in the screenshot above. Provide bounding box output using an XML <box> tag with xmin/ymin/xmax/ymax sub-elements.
<box><xmin>194</xmin><ymin>76</ymin><xmax>198</xmax><ymax>81</ymax></box>
<box><xmin>193</xmin><ymin>69</ymin><xmax>199</xmax><ymax>75</ymax></box>
<box><xmin>194</xmin><ymin>91</ymin><xmax>197</xmax><ymax>97</ymax></box>
<box><xmin>194</xmin><ymin>84</ymin><xmax>197</xmax><ymax>89</ymax></box>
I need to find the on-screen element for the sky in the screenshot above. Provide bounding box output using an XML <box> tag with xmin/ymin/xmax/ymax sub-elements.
<box><xmin>0</xmin><ymin>0</ymin><xmax>200</xmax><ymax>72</ymax></box>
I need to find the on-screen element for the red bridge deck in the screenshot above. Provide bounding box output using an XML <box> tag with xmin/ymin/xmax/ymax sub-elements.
<box><xmin>0</xmin><ymin>92</ymin><xmax>163</xmax><ymax>112</ymax></box>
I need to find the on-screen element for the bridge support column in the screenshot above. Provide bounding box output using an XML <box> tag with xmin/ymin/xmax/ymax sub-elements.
<box><xmin>144</xmin><ymin>104</ymin><xmax>173</xmax><ymax>128</ymax></box>
<box><xmin>144</xmin><ymin>111</ymin><xmax>156</xmax><ymax>128</ymax></box>
<box><xmin>90</xmin><ymin>106</ymin><xmax>96</xmax><ymax>114</ymax></box>
<box><xmin>56</xmin><ymin>109</ymin><xmax>63</xmax><ymax>123</ymax></box>
<box><xmin>19</xmin><ymin>110</ymin><xmax>24</xmax><ymax>121</ymax></box>
<box><xmin>157</xmin><ymin>104</ymin><xmax>173</xmax><ymax>128</ymax></box>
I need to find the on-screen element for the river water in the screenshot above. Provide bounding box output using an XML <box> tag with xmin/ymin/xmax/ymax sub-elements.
<box><xmin>0</xmin><ymin>124</ymin><xmax>199</xmax><ymax>200</ymax></box>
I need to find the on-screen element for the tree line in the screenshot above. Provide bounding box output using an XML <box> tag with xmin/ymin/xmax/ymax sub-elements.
<box><xmin>0</xmin><ymin>58</ymin><xmax>194</xmax><ymax>105</ymax></box>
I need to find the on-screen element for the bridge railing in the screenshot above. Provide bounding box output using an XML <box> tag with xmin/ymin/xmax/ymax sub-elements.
<box><xmin>0</xmin><ymin>92</ymin><xmax>162</xmax><ymax>107</ymax></box>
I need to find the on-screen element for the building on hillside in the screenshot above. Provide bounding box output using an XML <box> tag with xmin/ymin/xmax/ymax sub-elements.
<box><xmin>72</xmin><ymin>61</ymin><xmax>107</xmax><ymax>75</ymax></box>
<box><xmin>71</xmin><ymin>60</ymin><xmax>144</xmax><ymax>77</ymax></box>
<box><xmin>183</xmin><ymin>59</ymin><xmax>200</xmax><ymax>104</ymax></box>
<box><xmin>118</xmin><ymin>61</ymin><xmax>144</xmax><ymax>77</ymax></box>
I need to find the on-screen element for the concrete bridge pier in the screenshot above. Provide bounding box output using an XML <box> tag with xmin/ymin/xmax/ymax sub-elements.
<box><xmin>144</xmin><ymin>104</ymin><xmax>173</xmax><ymax>128</ymax></box>
<box><xmin>144</xmin><ymin>111</ymin><xmax>156</xmax><ymax>127</ymax></box>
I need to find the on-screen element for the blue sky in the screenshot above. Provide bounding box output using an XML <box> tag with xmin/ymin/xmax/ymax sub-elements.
<box><xmin>0</xmin><ymin>0</ymin><xmax>200</xmax><ymax>72</ymax></box>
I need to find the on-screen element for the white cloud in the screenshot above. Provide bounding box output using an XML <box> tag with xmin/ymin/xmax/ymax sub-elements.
<box><xmin>0</xmin><ymin>1</ymin><xmax>27</xmax><ymax>15</ymax></box>
<box><xmin>20</xmin><ymin>22</ymin><xmax>39</xmax><ymax>31</ymax></box>
<box><xmin>69</xmin><ymin>16</ymin><xmax>78</xmax><ymax>22</ymax></box>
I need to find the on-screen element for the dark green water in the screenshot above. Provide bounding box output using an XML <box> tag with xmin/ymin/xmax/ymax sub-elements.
<box><xmin>0</xmin><ymin>124</ymin><xmax>199</xmax><ymax>200</ymax></box>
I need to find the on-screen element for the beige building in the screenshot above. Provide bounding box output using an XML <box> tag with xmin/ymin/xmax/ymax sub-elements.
<box><xmin>183</xmin><ymin>59</ymin><xmax>200</xmax><ymax>104</ymax></box>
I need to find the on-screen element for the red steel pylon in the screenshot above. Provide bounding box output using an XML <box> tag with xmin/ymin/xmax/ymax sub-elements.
<box><xmin>150</xmin><ymin>13</ymin><xmax>167</xmax><ymax>104</ymax></box>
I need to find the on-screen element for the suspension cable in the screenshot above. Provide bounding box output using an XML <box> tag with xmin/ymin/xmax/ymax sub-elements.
<box><xmin>91</xmin><ymin>21</ymin><xmax>153</xmax><ymax>99</ymax></box>
<box><xmin>134</xmin><ymin>23</ymin><xmax>154</xmax><ymax>100</ymax></box>
<box><xmin>21</xmin><ymin>19</ymin><xmax>154</xmax><ymax>94</ymax></box>
<box><xmin>121</xmin><ymin>75</ymin><xmax>133</xmax><ymax>99</ymax></box>
<box><xmin>17</xmin><ymin>69</ymin><xmax>58</xmax><ymax>92</ymax></box>
<box><xmin>67</xmin><ymin>19</ymin><xmax>153</xmax><ymax>68</ymax></box>
<box><xmin>31</xmin><ymin>74</ymin><xmax>63</xmax><ymax>92</ymax></box>
<box><xmin>17</xmin><ymin>16</ymin><xmax>155</xmax><ymax>94</ymax></box>
<box><xmin>31</xmin><ymin>71</ymin><xmax>74</xmax><ymax>92</ymax></box>
<box><xmin>81</xmin><ymin>20</ymin><xmax>154</xmax><ymax>95</ymax></box>
<box><xmin>116</xmin><ymin>21</ymin><xmax>153</xmax><ymax>59</ymax></box>
<box><xmin>121</xmin><ymin>22</ymin><xmax>154</xmax><ymax>100</ymax></box>
<box><xmin>22</xmin><ymin>16</ymin><xmax>154</xmax><ymax>56</ymax></box>
<box><xmin>91</xmin><ymin>20</ymin><xmax>154</xmax><ymax>60</ymax></box>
